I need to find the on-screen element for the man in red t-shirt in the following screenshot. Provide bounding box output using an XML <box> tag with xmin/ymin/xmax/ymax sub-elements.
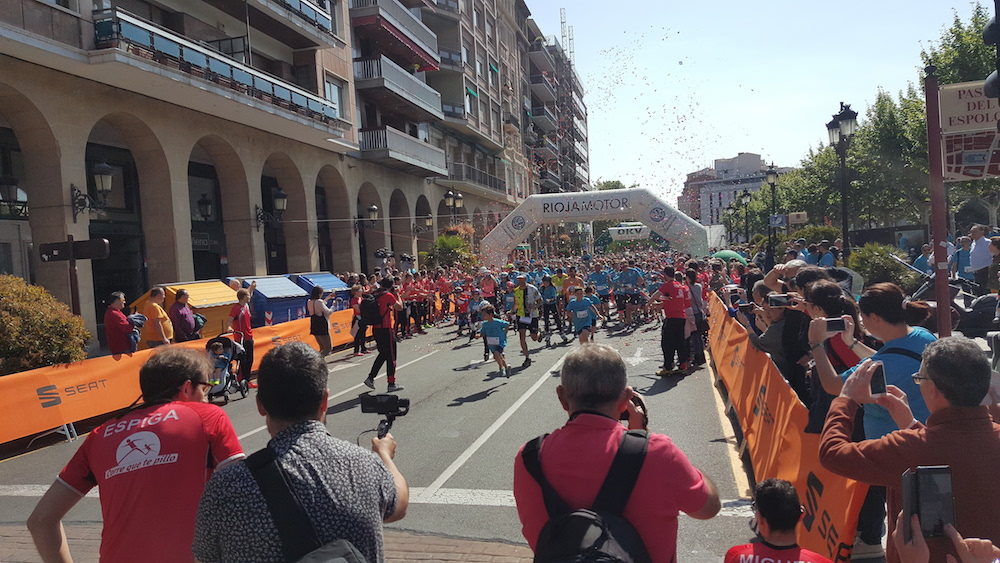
<box><xmin>650</xmin><ymin>266</ymin><xmax>692</xmax><ymax>376</ymax></box>
<box><xmin>28</xmin><ymin>348</ymin><xmax>243</xmax><ymax>563</ymax></box>
<box><xmin>725</xmin><ymin>479</ymin><xmax>832</xmax><ymax>563</ymax></box>
<box><xmin>513</xmin><ymin>344</ymin><xmax>720</xmax><ymax>563</ymax></box>
<box><xmin>363</xmin><ymin>277</ymin><xmax>404</xmax><ymax>393</ymax></box>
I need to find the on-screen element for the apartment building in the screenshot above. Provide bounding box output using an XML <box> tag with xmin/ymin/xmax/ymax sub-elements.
<box><xmin>0</xmin><ymin>0</ymin><xmax>586</xmax><ymax>338</ymax></box>
<box><xmin>681</xmin><ymin>153</ymin><xmax>776</xmax><ymax>227</ymax></box>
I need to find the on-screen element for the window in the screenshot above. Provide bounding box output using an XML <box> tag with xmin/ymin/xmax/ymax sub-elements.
<box><xmin>324</xmin><ymin>76</ymin><xmax>343</xmax><ymax>118</ymax></box>
<box><xmin>461</xmin><ymin>45</ymin><xmax>470</xmax><ymax>66</ymax></box>
<box><xmin>476</xmin><ymin>57</ymin><xmax>483</xmax><ymax>76</ymax></box>
<box><xmin>473</xmin><ymin>8</ymin><xmax>481</xmax><ymax>29</ymax></box>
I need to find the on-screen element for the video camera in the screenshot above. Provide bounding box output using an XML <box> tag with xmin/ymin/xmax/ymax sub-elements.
<box><xmin>360</xmin><ymin>393</ymin><xmax>410</xmax><ymax>438</ymax></box>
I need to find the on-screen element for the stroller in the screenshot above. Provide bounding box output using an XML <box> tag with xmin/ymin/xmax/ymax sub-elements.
<box><xmin>205</xmin><ymin>331</ymin><xmax>248</xmax><ymax>404</ymax></box>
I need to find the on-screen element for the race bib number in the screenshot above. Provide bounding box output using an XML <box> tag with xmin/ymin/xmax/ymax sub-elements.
<box><xmin>519</xmin><ymin>316</ymin><xmax>532</xmax><ymax>324</ymax></box>
<box><xmin>575</xmin><ymin>310</ymin><xmax>589</xmax><ymax>318</ymax></box>
<box><xmin>486</xmin><ymin>336</ymin><xmax>500</xmax><ymax>345</ymax></box>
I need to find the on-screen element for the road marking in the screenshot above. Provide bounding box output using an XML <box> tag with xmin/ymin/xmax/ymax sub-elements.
<box><xmin>624</xmin><ymin>345</ymin><xmax>648</xmax><ymax>366</ymax></box>
<box><xmin>237</xmin><ymin>350</ymin><xmax>439</xmax><ymax>441</ymax></box>
<box><xmin>417</xmin><ymin>353</ymin><xmax>568</xmax><ymax>502</ymax></box>
<box><xmin>706</xmin><ymin>349</ymin><xmax>752</xmax><ymax>499</ymax></box>
<box><xmin>0</xmin><ymin>484</ymin><xmax>752</xmax><ymax>516</ymax></box>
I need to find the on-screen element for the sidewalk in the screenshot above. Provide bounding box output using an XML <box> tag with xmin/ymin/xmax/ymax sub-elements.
<box><xmin>0</xmin><ymin>525</ymin><xmax>533</xmax><ymax>562</ymax></box>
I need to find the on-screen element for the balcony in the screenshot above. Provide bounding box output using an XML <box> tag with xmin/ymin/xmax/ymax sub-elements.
<box><xmin>529</xmin><ymin>74</ymin><xmax>557</xmax><ymax>102</ymax></box>
<box><xmin>438</xmin><ymin>47</ymin><xmax>463</xmax><ymax>70</ymax></box>
<box><xmin>539</xmin><ymin>169</ymin><xmax>562</xmax><ymax>192</ymax></box>
<box><xmin>574</xmin><ymin>140</ymin><xmax>588</xmax><ymax>161</ymax></box>
<box><xmin>528</xmin><ymin>40</ymin><xmax>554</xmax><ymax>73</ymax></box>
<box><xmin>529</xmin><ymin>105</ymin><xmax>557</xmax><ymax>132</ymax></box>
<box><xmin>354</xmin><ymin>56</ymin><xmax>443</xmax><ymax>121</ymax></box>
<box><xmin>436</xmin><ymin>163</ymin><xmax>510</xmax><ymax>203</ymax></box>
<box><xmin>532</xmin><ymin>136</ymin><xmax>559</xmax><ymax>161</ymax></box>
<box><xmin>573</xmin><ymin>117</ymin><xmax>587</xmax><ymax>140</ymax></box>
<box><xmin>358</xmin><ymin>126</ymin><xmax>447</xmax><ymax>176</ymax></box>
<box><xmin>350</xmin><ymin>0</ymin><xmax>440</xmax><ymax>69</ymax></box>
<box><xmin>575</xmin><ymin>162</ymin><xmax>589</xmax><ymax>182</ymax></box>
<box><xmin>85</xmin><ymin>10</ymin><xmax>353</xmax><ymax>150</ymax></box>
<box><xmin>439</xmin><ymin>102</ymin><xmax>503</xmax><ymax>151</ymax></box>
<box><xmin>572</xmin><ymin>91</ymin><xmax>586</xmax><ymax>118</ymax></box>
<box><xmin>430</xmin><ymin>0</ymin><xmax>460</xmax><ymax>18</ymax></box>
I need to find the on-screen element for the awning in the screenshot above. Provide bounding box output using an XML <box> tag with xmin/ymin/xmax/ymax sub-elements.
<box><xmin>489</xmin><ymin>63</ymin><xmax>499</xmax><ymax>73</ymax></box>
<box><xmin>352</xmin><ymin>14</ymin><xmax>440</xmax><ymax>72</ymax></box>
<box><xmin>465</xmin><ymin>86</ymin><xmax>478</xmax><ymax>97</ymax></box>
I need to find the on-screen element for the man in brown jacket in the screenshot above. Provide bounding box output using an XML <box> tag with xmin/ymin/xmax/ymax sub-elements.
<box><xmin>819</xmin><ymin>336</ymin><xmax>1000</xmax><ymax>563</ymax></box>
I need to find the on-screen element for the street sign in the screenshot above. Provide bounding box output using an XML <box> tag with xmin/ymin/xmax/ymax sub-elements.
<box><xmin>768</xmin><ymin>214</ymin><xmax>787</xmax><ymax>228</ymax></box>
<box><xmin>39</xmin><ymin>239</ymin><xmax>110</xmax><ymax>262</ymax></box>
<box><xmin>788</xmin><ymin>212</ymin><xmax>808</xmax><ymax>225</ymax></box>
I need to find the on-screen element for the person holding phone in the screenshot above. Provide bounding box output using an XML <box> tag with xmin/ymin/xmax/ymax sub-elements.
<box><xmin>819</xmin><ymin>337</ymin><xmax>1000</xmax><ymax>563</ymax></box>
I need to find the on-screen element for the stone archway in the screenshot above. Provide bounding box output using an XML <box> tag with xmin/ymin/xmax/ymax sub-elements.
<box><xmin>188</xmin><ymin>135</ymin><xmax>248</xmax><ymax>280</ymax></box>
<box><xmin>260</xmin><ymin>152</ymin><xmax>309</xmax><ymax>274</ymax></box>
<box><xmin>414</xmin><ymin>194</ymin><xmax>433</xmax><ymax>257</ymax></box>
<box><xmin>316</xmin><ymin>165</ymin><xmax>351</xmax><ymax>272</ymax></box>
<box><xmin>357</xmin><ymin>182</ymin><xmax>384</xmax><ymax>274</ymax></box>
<box><xmin>480</xmin><ymin>188</ymin><xmax>708</xmax><ymax>265</ymax></box>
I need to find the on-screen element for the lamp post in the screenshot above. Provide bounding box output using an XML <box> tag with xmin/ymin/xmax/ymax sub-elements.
<box><xmin>0</xmin><ymin>175</ymin><xmax>27</xmax><ymax>218</ymax></box>
<box><xmin>255</xmin><ymin>186</ymin><xmax>288</xmax><ymax>231</ymax></box>
<box><xmin>196</xmin><ymin>193</ymin><xmax>213</xmax><ymax>221</ymax></box>
<box><xmin>826</xmin><ymin>102</ymin><xmax>859</xmax><ymax>260</ymax></box>
<box><xmin>741</xmin><ymin>188</ymin><xmax>751</xmax><ymax>244</ymax></box>
<box><xmin>765</xmin><ymin>164</ymin><xmax>779</xmax><ymax>270</ymax></box>
<box><xmin>444</xmin><ymin>190</ymin><xmax>463</xmax><ymax>225</ymax></box>
<box><xmin>71</xmin><ymin>161</ymin><xmax>115</xmax><ymax>223</ymax></box>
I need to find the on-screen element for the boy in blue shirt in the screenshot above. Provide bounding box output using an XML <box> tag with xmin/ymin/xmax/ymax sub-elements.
<box><xmin>584</xmin><ymin>286</ymin><xmax>602</xmax><ymax>339</ymax></box>
<box><xmin>565</xmin><ymin>286</ymin><xmax>603</xmax><ymax>344</ymax></box>
<box><xmin>479</xmin><ymin>304</ymin><xmax>511</xmax><ymax>377</ymax></box>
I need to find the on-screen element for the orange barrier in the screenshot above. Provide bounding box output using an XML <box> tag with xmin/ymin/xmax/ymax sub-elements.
<box><xmin>707</xmin><ymin>294</ymin><xmax>868</xmax><ymax>562</ymax></box>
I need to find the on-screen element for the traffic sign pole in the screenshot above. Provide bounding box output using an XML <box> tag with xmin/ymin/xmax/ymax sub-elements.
<box><xmin>67</xmin><ymin>234</ymin><xmax>80</xmax><ymax>316</ymax></box>
<box><xmin>925</xmin><ymin>66</ymin><xmax>952</xmax><ymax>337</ymax></box>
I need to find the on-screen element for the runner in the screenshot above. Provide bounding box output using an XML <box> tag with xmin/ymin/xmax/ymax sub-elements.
<box><xmin>512</xmin><ymin>275</ymin><xmax>543</xmax><ymax>364</ymax></box>
<box><xmin>565</xmin><ymin>286</ymin><xmax>603</xmax><ymax>344</ymax></box>
<box><xmin>587</xmin><ymin>263</ymin><xmax>613</xmax><ymax>328</ymax></box>
<box><xmin>478</xmin><ymin>304</ymin><xmax>511</xmax><ymax>378</ymax></box>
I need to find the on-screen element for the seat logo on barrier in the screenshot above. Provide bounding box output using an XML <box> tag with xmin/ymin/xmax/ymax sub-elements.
<box><xmin>36</xmin><ymin>385</ymin><xmax>61</xmax><ymax>408</ymax></box>
<box><xmin>751</xmin><ymin>384</ymin><xmax>775</xmax><ymax>424</ymax></box>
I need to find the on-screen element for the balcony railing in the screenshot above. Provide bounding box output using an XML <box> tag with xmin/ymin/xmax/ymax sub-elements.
<box><xmin>439</xmin><ymin>47</ymin><xmax>463</xmax><ymax>67</ymax></box>
<box><xmin>3</xmin><ymin>0</ymin><xmax>84</xmax><ymax>48</ymax></box>
<box><xmin>442</xmin><ymin>101</ymin><xmax>465</xmax><ymax>119</ymax></box>
<box><xmin>274</xmin><ymin>0</ymin><xmax>335</xmax><ymax>34</ymax></box>
<box><xmin>529</xmin><ymin>73</ymin><xmax>557</xmax><ymax>97</ymax></box>
<box><xmin>349</xmin><ymin>0</ymin><xmax>439</xmax><ymax>62</ymax></box>
<box><xmin>437</xmin><ymin>0</ymin><xmax>460</xmax><ymax>14</ymax></box>
<box><xmin>359</xmin><ymin>126</ymin><xmax>447</xmax><ymax>170</ymax></box>
<box><xmin>448</xmin><ymin>163</ymin><xmax>506</xmax><ymax>193</ymax></box>
<box><xmin>530</xmin><ymin>105</ymin><xmax>557</xmax><ymax>123</ymax></box>
<box><xmin>353</xmin><ymin>55</ymin><xmax>442</xmax><ymax>117</ymax></box>
<box><xmin>93</xmin><ymin>10</ymin><xmax>348</xmax><ymax>130</ymax></box>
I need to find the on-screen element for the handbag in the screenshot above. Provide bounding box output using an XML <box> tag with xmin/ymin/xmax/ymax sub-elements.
<box><xmin>245</xmin><ymin>447</ymin><xmax>368</xmax><ymax>563</ymax></box>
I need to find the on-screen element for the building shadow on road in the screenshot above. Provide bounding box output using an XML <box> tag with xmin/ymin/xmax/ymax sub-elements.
<box><xmin>447</xmin><ymin>384</ymin><xmax>507</xmax><ymax>407</ymax></box>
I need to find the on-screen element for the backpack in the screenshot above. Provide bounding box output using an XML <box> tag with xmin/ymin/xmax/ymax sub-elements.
<box><xmin>359</xmin><ymin>293</ymin><xmax>382</xmax><ymax>326</ymax></box>
<box><xmin>521</xmin><ymin>430</ymin><xmax>652</xmax><ymax>563</ymax></box>
<box><xmin>246</xmin><ymin>447</ymin><xmax>368</xmax><ymax>563</ymax></box>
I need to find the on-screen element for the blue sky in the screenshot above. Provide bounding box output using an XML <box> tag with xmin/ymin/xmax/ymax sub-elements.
<box><xmin>527</xmin><ymin>1</ymin><xmax>983</xmax><ymax>201</ymax></box>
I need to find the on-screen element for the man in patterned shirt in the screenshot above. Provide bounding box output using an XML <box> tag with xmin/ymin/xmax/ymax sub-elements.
<box><xmin>194</xmin><ymin>342</ymin><xmax>408</xmax><ymax>562</ymax></box>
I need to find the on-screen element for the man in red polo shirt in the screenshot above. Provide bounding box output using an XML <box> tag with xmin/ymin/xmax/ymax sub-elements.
<box><xmin>513</xmin><ymin>344</ymin><xmax>720</xmax><ymax>563</ymax></box>
<box><xmin>28</xmin><ymin>348</ymin><xmax>243</xmax><ymax>562</ymax></box>
<box><xmin>650</xmin><ymin>265</ymin><xmax>691</xmax><ymax>376</ymax></box>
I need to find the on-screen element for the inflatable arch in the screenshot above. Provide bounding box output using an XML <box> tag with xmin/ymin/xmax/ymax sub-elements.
<box><xmin>480</xmin><ymin>188</ymin><xmax>709</xmax><ymax>265</ymax></box>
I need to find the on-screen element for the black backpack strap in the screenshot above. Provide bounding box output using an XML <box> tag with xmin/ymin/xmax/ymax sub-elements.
<box><xmin>592</xmin><ymin>430</ymin><xmax>649</xmax><ymax>515</ymax></box>
<box><xmin>246</xmin><ymin>447</ymin><xmax>321</xmax><ymax>561</ymax></box>
<box><xmin>878</xmin><ymin>347</ymin><xmax>924</xmax><ymax>363</ymax></box>
<box><xmin>520</xmin><ymin>434</ymin><xmax>571</xmax><ymax>517</ymax></box>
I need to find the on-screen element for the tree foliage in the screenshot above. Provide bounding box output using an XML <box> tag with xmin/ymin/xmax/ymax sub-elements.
<box><xmin>422</xmin><ymin>235</ymin><xmax>476</xmax><ymax>269</ymax></box>
<box><xmin>0</xmin><ymin>275</ymin><xmax>91</xmax><ymax>375</ymax></box>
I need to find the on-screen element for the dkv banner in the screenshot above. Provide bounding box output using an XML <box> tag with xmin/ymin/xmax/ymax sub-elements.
<box><xmin>707</xmin><ymin>294</ymin><xmax>868</xmax><ymax>562</ymax></box>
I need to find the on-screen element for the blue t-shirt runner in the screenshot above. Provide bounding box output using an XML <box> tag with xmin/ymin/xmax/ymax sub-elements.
<box><xmin>566</xmin><ymin>298</ymin><xmax>596</xmax><ymax>334</ymax></box>
<box><xmin>480</xmin><ymin>318</ymin><xmax>509</xmax><ymax>350</ymax></box>
<box><xmin>587</xmin><ymin>270</ymin><xmax>613</xmax><ymax>296</ymax></box>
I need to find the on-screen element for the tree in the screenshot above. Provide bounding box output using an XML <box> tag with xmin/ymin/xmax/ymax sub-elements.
<box><xmin>423</xmin><ymin>235</ymin><xmax>475</xmax><ymax>269</ymax></box>
<box><xmin>0</xmin><ymin>275</ymin><xmax>91</xmax><ymax>375</ymax></box>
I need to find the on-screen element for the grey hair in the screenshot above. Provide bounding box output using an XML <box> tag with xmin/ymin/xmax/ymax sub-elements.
<box><xmin>560</xmin><ymin>344</ymin><xmax>627</xmax><ymax>409</ymax></box>
<box><xmin>922</xmin><ymin>336</ymin><xmax>991</xmax><ymax>407</ymax></box>
<box><xmin>784</xmin><ymin>259</ymin><xmax>807</xmax><ymax>269</ymax></box>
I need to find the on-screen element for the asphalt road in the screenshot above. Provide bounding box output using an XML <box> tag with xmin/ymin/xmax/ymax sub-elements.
<box><xmin>0</xmin><ymin>319</ymin><xmax>753</xmax><ymax>560</ymax></box>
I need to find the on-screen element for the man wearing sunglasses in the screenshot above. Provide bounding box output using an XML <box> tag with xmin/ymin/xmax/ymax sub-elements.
<box><xmin>28</xmin><ymin>348</ymin><xmax>244</xmax><ymax>563</ymax></box>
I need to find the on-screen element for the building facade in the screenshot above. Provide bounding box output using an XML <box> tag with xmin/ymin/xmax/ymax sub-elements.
<box><xmin>0</xmin><ymin>0</ymin><xmax>586</xmax><ymax>341</ymax></box>
<box><xmin>680</xmin><ymin>153</ymin><xmax>769</xmax><ymax>227</ymax></box>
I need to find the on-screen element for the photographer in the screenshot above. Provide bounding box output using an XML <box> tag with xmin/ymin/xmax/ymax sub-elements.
<box><xmin>819</xmin><ymin>337</ymin><xmax>1000</xmax><ymax>563</ymax></box>
<box><xmin>725</xmin><ymin>479</ymin><xmax>832</xmax><ymax>563</ymax></box>
<box><xmin>364</xmin><ymin>278</ymin><xmax>405</xmax><ymax>393</ymax></box>
<box><xmin>194</xmin><ymin>342</ymin><xmax>407</xmax><ymax>562</ymax></box>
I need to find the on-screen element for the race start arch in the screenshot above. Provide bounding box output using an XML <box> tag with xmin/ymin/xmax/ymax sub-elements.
<box><xmin>480</xmin><ymin>188</ymin><xmax>709</xmax><ymax>265</ymax></box>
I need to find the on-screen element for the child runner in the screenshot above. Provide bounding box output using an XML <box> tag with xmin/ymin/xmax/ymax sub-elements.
<box><xmin>478</xmin><ymin>304</ymin><xmax>511</xmax><ymax>377</ymax></box>
<box><xmin>468</xmin><ymin>289</ymin><xmax>485</xmax><ymax>345</ymax></box>
<box><xmin>454</xmin><ymin>286</ymin><xmax>471</xmax><ymax>336</ymax></box>
<box><xmin>565</xmin><ymin>286</ymin><xmax>603</xmax><ymax>344</ymax></box>
<box><xmin>584</xmin><ymin>286</ymin><xmax>602</xmax><ymax>340</ymax></box>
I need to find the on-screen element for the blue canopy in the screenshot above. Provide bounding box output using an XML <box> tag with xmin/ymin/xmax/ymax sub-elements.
<box><xmin>287</xmin><ymin>272</ymin><xmax>349</xmax><ymax>294</ymax></box>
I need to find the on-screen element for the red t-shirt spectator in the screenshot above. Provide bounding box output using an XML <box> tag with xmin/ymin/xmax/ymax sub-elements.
<box><xmin>513</xmin><ymin>414</ymin><xmax>710</xmax><ymax>563</ymax></box>
<box><xmin>373</xmin><ymin>291</ymin><xmax>398</xmax><ymax>329</ymax></box>
<box><xmin>104</xmin><ymin>307</ymin><xmax>132</xmax><ymax>355</ymax></box>
<box><xmin>725</xmin><ymin>542</ymin><xmax>832</xmax><ymax>563</ymax></box>
<box><xmin>59</xmin><ymin>402</ymin><xmax>243</xmax><ymax>562</ymax></box>
<box><xmin>228</xmin><ymin>303</ymin><xmax>252</xmax><ymax>339</ymax></box>
<box><xmin>350</xmin><ymin>296</ymin><xmax>362</xmax><ymax>319</ymax></box>
<box><xmin>657</xmin><ymin>281</ymin><xmax>690</xmax><ymax>319</ymax></box>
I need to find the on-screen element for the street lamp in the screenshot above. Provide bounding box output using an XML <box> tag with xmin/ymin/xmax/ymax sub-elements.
<box><xmin>445</xmin><ymin>190</ymin><xmax>463</xmax><ymax>224</ymax></box>
<box><xmin>739</xmin><ymin>188</ymin><xmax>752</xmax><ymax>244</ymax></box>
<box><xmin>196</xmin><ymin>193</ymin><xmax>213</xmax><ymax>221</ymax></box>
<box><xmin>0</xmin><ymin>175</ymin><xmax>27</xmax><ymax>218</ymax></box>
<box><xmin>765</xmin><ymin>164</ymin><xmax>779</xmax><ymax>270</ymax></box>
<box><xmin>826</xmin><ymin>102</ymin><xmax>858</xmax><ymax>260</ymax></box>
<box><xmin>412</xmin><ymin>213</ymin><xmax>433</xmax><ymax>234</ymax></box>
<box><xmin>71</xmin><ymin>161</ymin><xmax>115</xmax><ymax>223</ymax></box>
<box><xmin>255</xmin><ymin>186</ymin><xmax>288</xmax><ymax>231</ymax></box>
<box><xmin>356</xmin><ymin>203</ymin><xmax>379</xmax><ymax>273</ymax></box>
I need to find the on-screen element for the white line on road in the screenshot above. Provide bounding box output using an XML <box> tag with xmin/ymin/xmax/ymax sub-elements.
<box><xmin>0</xmin><ymin>484</ymin><xmax>752</xmax><ymax>516</ymax></box>
<box><xmin>237</xmin><ymin>350</ymin><xmax>440</xmax><ymax>441</ymax></box>
<box><xmin>417</xmin><ymin>353</ymin><xmax>568</xmax><ymax>502</ymax></box>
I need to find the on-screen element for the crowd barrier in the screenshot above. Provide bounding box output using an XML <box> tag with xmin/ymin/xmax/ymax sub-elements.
<box><xmin>707</xmin><ymin>293</ymin><xmax>869</xmax><ymax>562</ymax></box>
<box><xmin>0</xmin><ymin>309</ymin><xmax>368</xmax><ymax>445</ymax></box>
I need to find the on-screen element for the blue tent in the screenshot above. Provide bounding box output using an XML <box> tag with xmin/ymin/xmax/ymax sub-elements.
<box><xmin>227</xmin><ymin>276</ymin><xmax>309</xmax><ymax>327</ymax></box>
<box><xmin>286</xmin><ymin>272</ymin><xmax>352</xmax><ymax>313</ymax></box>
